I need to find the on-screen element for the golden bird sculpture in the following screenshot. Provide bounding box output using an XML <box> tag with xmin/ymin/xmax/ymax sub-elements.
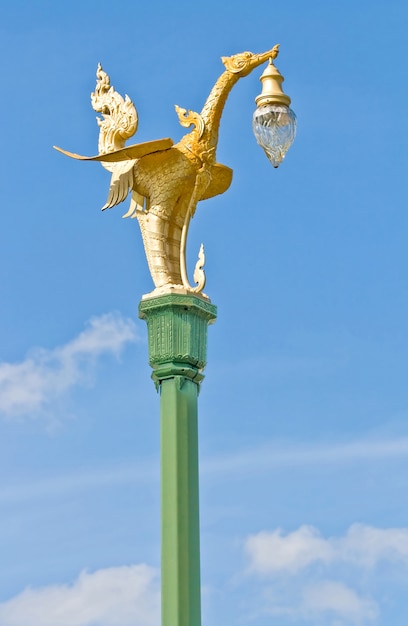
<box><xmin>55</xmin><ymin>45</ymin><xmax>281</xmax><ymax>297</ymax></box>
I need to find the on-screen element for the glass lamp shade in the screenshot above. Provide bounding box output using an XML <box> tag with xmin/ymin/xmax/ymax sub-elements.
<box><xmin>253</xmin><ymin>103</ymin><xmax>297</xmax><ymax>168</ymax></box>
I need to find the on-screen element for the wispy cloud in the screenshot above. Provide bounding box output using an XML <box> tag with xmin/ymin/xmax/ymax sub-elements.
<box><xmin>2</xmin><ymin>434</ymin><xmax>408</xmax><ymax>506</ymax></box>
<box><xmin>244</xmin><ymin>523</ymin><xmax>408</xmax><ymax>624</ymax></box>
<box><xmin>262</xmin><ymin>580</ymin><xmax>378</xmax><ymax>625</ymax></box>
<box><xmin>0</xmin><ymin>313</ymin><xmax>138</xmax><ymax>421</ymax></box>
<box><xmin>300</xmin><ymin>580</ymin><xmax>378</xmax><ymax>624</ymax></box>
<box><xmin>202</xmin><ymin>436</ymin><xmax>408</xmax><ymax>475</ymax></box>
<box><xmin>0</xmin><ymin>458</ymin><xmax>158</xmax><ymax>506</ymax></box>
<box><xmin>0</xmin><ymin>564</ymin><xmax>159</xmax><ymax>626</ymax></box>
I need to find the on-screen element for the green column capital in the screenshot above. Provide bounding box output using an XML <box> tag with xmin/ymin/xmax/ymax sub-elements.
<box><xmin>138</xmin><ymin>293</ymin><xmax>217</xmax><ymax>387</ymax></box>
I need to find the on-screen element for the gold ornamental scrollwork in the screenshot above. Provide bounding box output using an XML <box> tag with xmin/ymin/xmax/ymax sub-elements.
<box><xmin>91</xmin><ymin>63</ymin><xmax>138</xmax><ymax>157</ymax></box>
<box><xmin>175</xmin><ymin>106</ymin><xmax>205</xmax><ymax>140</ymax></box>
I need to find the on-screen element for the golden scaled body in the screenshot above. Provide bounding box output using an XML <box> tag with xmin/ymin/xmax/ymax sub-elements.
<box><xmin>55</xmin><ymin>45</ymin><xmax>280</xmax><ymax>298</ymax></box>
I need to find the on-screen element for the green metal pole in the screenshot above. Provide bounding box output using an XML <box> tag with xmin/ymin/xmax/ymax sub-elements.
<box><xmin>139</xmin><ymin>293</ymin><xmax>217</xmax><ymax>626</ymax></box>
<box><xmin>160</xmin><ymin>376</ymin><xmax>201</xmax><ymax>626</ymax></box>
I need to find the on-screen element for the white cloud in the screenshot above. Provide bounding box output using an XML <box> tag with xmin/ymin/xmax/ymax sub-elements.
<box><xmin>0</xmin><ymin>564</ymin><xmax>159</xmax><ymax>626</ymax></box>
<box><xmin>245</xmin><ymin>526</ymin><xmax>333</xmax><ymax>574</ymax></box>
<box><xmin>244</xmin><ymin>523</ymin><xmax>408</xmax><ymax>624</ymax></box>
<box><xmin>337</xmin><ymin>524</ymin><xmax>408</xmax><ymax>568</ymax></box>
<box><xmin>301</xmin><ymin>580</ymin><xmax>378</xmax><ymax>624</ymax></box>
<box><xmin>245</xmin><ymin>523</ymin><xmax>408</xmax><ymax>575</ymax></box>
<box><xmin>0</xmin><ymin>313</ymin><xmax>138</xmax><ymax>420</ymax></box>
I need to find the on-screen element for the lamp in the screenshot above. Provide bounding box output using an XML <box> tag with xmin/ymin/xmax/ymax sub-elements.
<box><xmin>253</xmin><ymin>55</ymin><xmax>296</xmax><ymax>168</ymax></box>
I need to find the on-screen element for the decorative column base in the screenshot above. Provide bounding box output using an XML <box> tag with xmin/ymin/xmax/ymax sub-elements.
<box><xmin>139</xmin><ymin>293</ymin><xmax>217</xmax><ymax>626</ymax></box>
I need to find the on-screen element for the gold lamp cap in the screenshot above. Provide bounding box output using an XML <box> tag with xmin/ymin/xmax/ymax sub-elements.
<box><xmin>255</xmin><ymin>59</ymin><xmax>291</xmax><ymax>107</ymax></box>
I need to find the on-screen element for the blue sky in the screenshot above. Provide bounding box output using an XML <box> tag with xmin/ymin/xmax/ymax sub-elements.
<box><xmin>1</xmin><ymin>1</ymin><xmax>408</xmax><ymax>625</ymax></box>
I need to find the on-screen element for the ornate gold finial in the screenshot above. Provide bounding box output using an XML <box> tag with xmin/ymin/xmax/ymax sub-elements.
<box><xmin>54</xmin><ymin>46</ymin><xmax>283</xmax><ymax>299</ymax></box>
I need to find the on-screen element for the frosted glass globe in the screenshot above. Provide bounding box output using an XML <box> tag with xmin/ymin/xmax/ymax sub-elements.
<box><xmin>253</xmin><ymin>104</ymin><xmax>297</xmax><ymax>168</ymax></box>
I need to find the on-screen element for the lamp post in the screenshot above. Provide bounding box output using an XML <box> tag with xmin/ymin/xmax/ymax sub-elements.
<box><xmin>55</xmin><ymin>44</ymin><xmax>295</xmax><ymax>626</ymax></box>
